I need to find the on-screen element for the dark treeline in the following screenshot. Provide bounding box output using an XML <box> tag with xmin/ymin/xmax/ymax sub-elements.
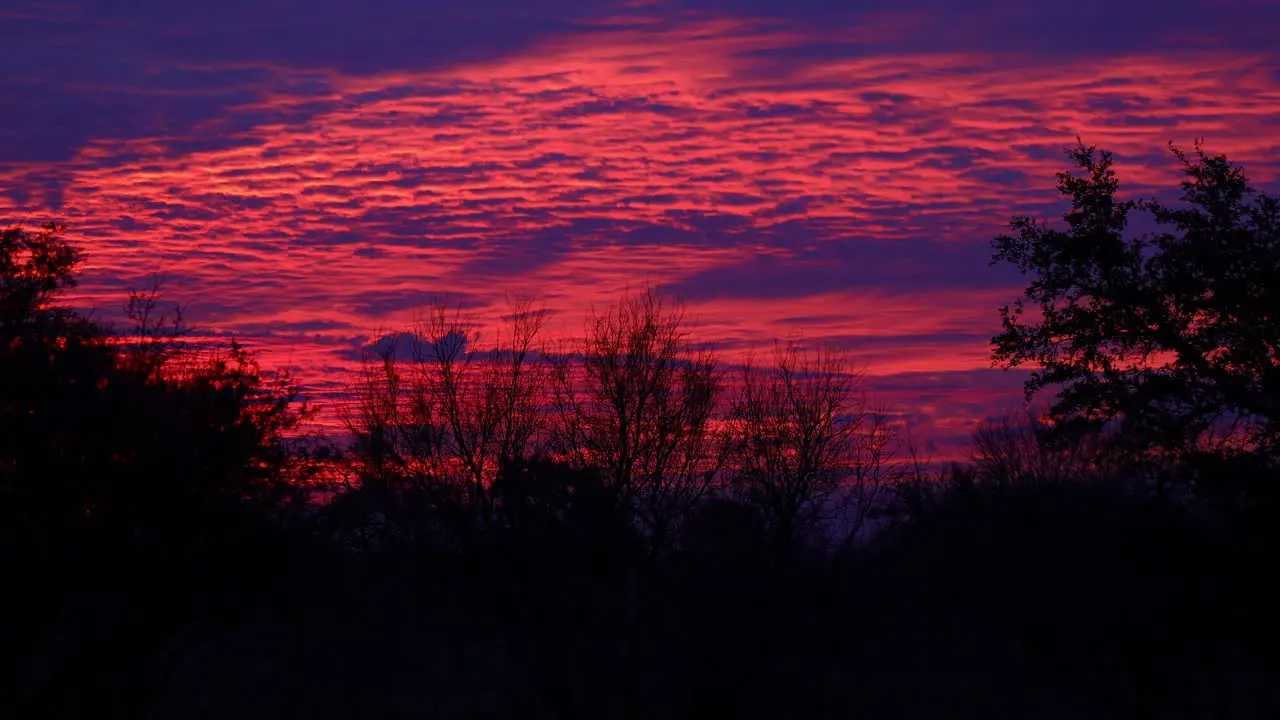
<box><xmin>4</xmin><ymin>142</ymin><xmax>1280</xmax><ymax>718</ymax></box>
<box><xmin>339</xmin><ymin>290</ymin><xmax>896</xmax><ymax>563</ymax></box>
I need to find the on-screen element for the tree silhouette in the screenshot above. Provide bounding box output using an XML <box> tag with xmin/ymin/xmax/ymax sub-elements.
<box><xmin>728</xmin><ymin>340</ymin><xmax>886</xmax><ymax>566</ymax></box>
<box><xmin>549</xmin><ymin>287</ymin><xmax>729</xmax><ymax>552</ymax></box>
<box><xmin>1</xmin><ymin>221</ymin><xmax>305</xmax><ymax>555</ymax></box>
<box><xmin>0</xmin><ymin>222</ymin><xmax>82</xmax><ymax>334</ymax></box>
<box><xmin>969</xmin><ymin>407</ymin><xmax>1123</xmax><ymax>488</ymax></box>
<box><xmin>992</xmin><ymin>141</ymin><xmax>1280</xmax><ymax>475</ymax></box>
<box><xmin>1</xmin><ymin>222</ymin><xmax>309</xmax><ymax>714</ymax></box>
<box><xmin>412</xmin><ymin>299</ymin><xmax>548</xmax><ymax>528</ymax></box>
<box><xmin>9</xmin><ymin>202</ymin><xmax>1280</xmax><ymax>717</ymax></box>
<box><xmin>341</xmin><ymin>299</ymin><xmax>548</xmax><ymax>542</ymax></box>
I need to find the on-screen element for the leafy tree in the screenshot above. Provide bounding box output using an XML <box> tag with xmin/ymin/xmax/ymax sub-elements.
<box><xmin>992</xmin><ymin>141</ymin><xmax>1280</xmax><ymax>468</ymax></box>
<box><xmin>0</xmin><ymin>222</ymin><xmax>82</xmax><ymax>334</ymax></box>
<box><xmin>1</xmin><ymin>221</ymin><xmax>309</xmax><ymax>715</ymax></box>
<box><xmin>0</xmin><ymin>223</ymin><xmax>306</xmax><ymax>552</ymax></box>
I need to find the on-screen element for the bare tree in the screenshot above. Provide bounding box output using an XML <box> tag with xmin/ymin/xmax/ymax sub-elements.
<box><xmin>343</xmin><ymin>334</ymin><xmax>452</xmax><ymax>493</ymax></box>
<box><xmin>728</xmin><ymin>340</ymin><xmax>882</xmax><ymax>567</ymax></box>
<box><xmin>549</xmin><ymin>287</ymin><xmax>727</xmax><ymax>550</ymax></box>
<box><xmin>343</xmin><ymin>299</ymin><xmax>549</xmax><ymax>528</ymax></box>
<box><xmin>838</xmin><ymin>404</ymin><xmax>900</xmax><ymax>551</ymax></box>
<box><xmin>887</xmin><ymin>427</ymin><xmax>944</xmax><ymax>522</ymax></box>
<box><xmin>410</xmin><ymin>298</ymin><xmax>548</xmax><ymax>526</ymax></box>
<box><xmin>118</xmin><ymin>278</ymin><xmax>189</xmax><ymax>380</ymax></box>
<box><xmin>971</xmin><ymin>407</ymin><xmax>1106</xmax><ymax>487</ymax></box>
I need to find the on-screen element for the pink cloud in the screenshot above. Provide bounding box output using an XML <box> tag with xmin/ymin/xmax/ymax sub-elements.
<box><xmin>3</xmin><ymin>15</ymin><xmax>1278</xmax><ymax>444</ymax></box>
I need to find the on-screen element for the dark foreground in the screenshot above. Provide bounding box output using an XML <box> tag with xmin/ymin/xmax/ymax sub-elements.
<box><xmin>5</xmin><ymin>477</ymin><xmax>1279</xmax><ymax>720</ymax></box>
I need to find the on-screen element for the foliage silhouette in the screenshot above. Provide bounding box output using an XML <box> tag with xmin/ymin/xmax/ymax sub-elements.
<box><xmin>1</xmin><ymin>223</ymin><xmax>307</xmax><ymax>715</ymax></box>
<box><xmin>993</xmin><ymin>141</ymin><xmax>1280</xmax><ymax>480</ymax></box>
<box><xmin>7</xmin><ymin>153</ymin><xmax>1280</xmax><ymax>720</ymax></box>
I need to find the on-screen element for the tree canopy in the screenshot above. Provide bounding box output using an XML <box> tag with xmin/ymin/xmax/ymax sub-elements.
<box><xmin>992</xmin><ymin>141</ymin><xmax>1280</xmax><ymax>464</ymax></box>
<box><xmin>0</xmin><ymin>223</ymin><xmax>306</xmax><ymax>557</ymax></box>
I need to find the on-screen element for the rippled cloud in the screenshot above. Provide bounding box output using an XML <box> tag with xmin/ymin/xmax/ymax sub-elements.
<box><xmin>2</xmin><ymin>0</ymin><xmax>1278</xmax><ymax>452</ymax></box>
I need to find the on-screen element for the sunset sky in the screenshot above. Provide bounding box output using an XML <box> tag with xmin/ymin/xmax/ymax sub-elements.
<box><xmin>3</xmin><ymin>0</ymin><xmax>1279</xmax><ymax>458</ymax></box>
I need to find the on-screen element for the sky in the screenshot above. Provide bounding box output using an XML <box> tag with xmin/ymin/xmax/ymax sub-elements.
<box><xmin>2</xmin><ymin>0</ymin><xmax>1279</xmax><ymax>458</ymax></box>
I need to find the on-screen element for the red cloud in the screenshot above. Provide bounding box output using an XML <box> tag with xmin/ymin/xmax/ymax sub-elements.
<box><xmin>2</xmin><ymin>16</ymin><xmax>1277</xmax><ymax>442</ymax></box>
